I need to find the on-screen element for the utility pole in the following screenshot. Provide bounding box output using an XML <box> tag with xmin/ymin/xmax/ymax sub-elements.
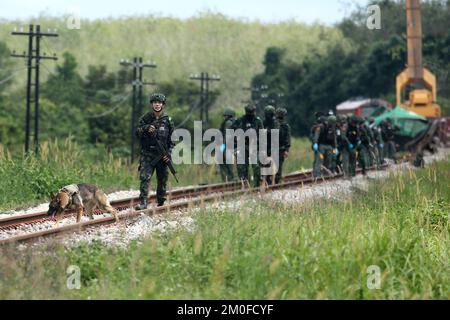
<box><xmin>11</xmin><ymin>24</ymin><xmax>58</xmax><ymax>154</ymax></box>
<box><xmin>120</xmin><ymin>57</ymin><xmax>156</xmax><ymax>163</ymax></box>
<box><xmin>190</xmin><ymin>72</ymin><xmax>220</xmax><ymax>128</ymax></box>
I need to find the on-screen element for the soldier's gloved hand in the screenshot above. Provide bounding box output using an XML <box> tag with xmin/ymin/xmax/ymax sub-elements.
<box><xmin>313</xmin><ymin>143</ymin><xmax>319</xmax><ymax>152</ymax></box>
<box><xmin>283</xmin><ymin>151</ymin><xmax>289</xmax><ymax>158</ymax></box>
<box><xmin>162</xmin><ymin>155</ymin><xmax>171</xmax><ymax>163</ymax></box>
<box><xmin>148</xmin><ymin>125</ymin><xmax>157</xmax><ymax>134</ymax></box>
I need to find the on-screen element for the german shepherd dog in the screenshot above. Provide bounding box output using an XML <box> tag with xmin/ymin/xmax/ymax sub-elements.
<box><xmin>47</xmin><ymin>183</ymin><xmax>119</xmax><ymax>224</ymax></box>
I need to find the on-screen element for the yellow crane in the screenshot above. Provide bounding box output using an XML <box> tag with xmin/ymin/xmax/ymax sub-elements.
<box><xmin>396</xmin><ymin>0</ymin><xmax>441</xmax><ymax>118</ymax></box>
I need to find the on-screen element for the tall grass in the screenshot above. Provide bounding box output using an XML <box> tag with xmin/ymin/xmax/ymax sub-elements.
<box><xmin>0</xmin><ymin>156</ymin><xmax>448</xmax><ymax>299</ymax></box>
<box><xmin>0</xmin><ymin>138</ymin><xmax>135</xmax><ymax>211</ymax></box>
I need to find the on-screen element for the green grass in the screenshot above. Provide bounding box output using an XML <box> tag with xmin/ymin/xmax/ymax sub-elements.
<box><xmin>0</xmin><ymin>137</ymin><xmax>311</xmax><ymax>212</ymax></box>
<box><xmin>0</xmin><ymin>155</ymin><xmax>448</xmax><ymax>299</ymax></box>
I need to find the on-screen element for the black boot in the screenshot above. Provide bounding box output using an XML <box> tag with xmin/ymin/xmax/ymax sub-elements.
<box><xmin>135</xmin><ymin>199</ymin><xmax>148</xmax><ymax>211</ymax></box>
<box><xmin>157</xmin><ymin>200</ymin><xmax>165</xmax><ymax>207</ymax></box>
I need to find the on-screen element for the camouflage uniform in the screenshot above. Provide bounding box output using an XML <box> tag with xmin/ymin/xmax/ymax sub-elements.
<box><xmin>136</xmin><ymin>110</ymin><xmax>174</xmax><ymax>207</ymax></box>
<box><xmin>369</xmin><ymin>120</ymin><xmax>384</xmax><ymax>167</ymax></box>
<box><xmin>275</xmin><ymin>108</ymin><xmax>291</xmax><ymax>184</ymax></box>
<box><xmin>346</xmin><ymin>117</ymin><xmax>366</xmax><ymax>177</ymax></box>
<box><xmin>358</xmin><ymin>119</ymin><xmax>374</xmax><ymax>170</ymax></box>
<box><xmin>233</xmin><ymin>105</ymin><xmax>264</xmax><ymax>187</ymax></box>
<box><xmin>310</xmin><ymin>116</ymin><xmax>327</xmax><ymax>177</ymax></box>
<box><xmin>380</xmin><ymin>119</ymin><xmax>398</xmax><ymax>162</ymax></box>
<box><xmin>219</xmin><ymin>108</ymin><xmax>236</xmax><ymax>182</ymax></box>
<box><xmin>312</xmin><ymin>116</ymin><xmax>337</xmax><ymax>177</ymax></box>
<box><xmin>336</xmin><ymin>115</ymin><xmax>350</xmax><ymax>176</ymax></box>
<box><xmin>262</xmin><ymin>106</ymin><xmax>280</xmax><ymax>185</ymax></box>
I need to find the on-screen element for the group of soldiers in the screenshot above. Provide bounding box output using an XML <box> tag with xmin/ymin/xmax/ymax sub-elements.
<box><xmin>134</xmin><ymin>92</ymin><xmax>400</xmax><ymax>210</ymax></box>
<box><xmin>135</xmin><ymin>93</ymin><xmax>291</xmax><ymax>210</ymax></box>
<box><xmin>310</xmin><ymin>111</ymin><xmax>399</xmax><ymax>178</ymax></box>
<box><xmin>218</xmin><ymin>104</ymin><xmax>292</xmax><ymax>187</ymax></box>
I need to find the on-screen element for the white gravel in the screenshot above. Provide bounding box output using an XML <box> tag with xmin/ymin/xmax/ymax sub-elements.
<box><xmin>58</xmin><ymin>211</ymin><xmax>196</xmax><ymax>249</ymax></box>
<box><xmin>6</xmin><ymin>148</ymin><xmax>450</xmax><ymax>249</ymax></box>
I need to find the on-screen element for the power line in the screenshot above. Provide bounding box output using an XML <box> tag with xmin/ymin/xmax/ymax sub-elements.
<box><xmin>84</xmin><ymin>94</ymin><xmax>130</xmax><ymax>118</ymax></box>
<box><xmin>0</xmin><ymin>67</ymin><xmax>28</xmax><ymax>85</ymax></box>
<box><xmin>175</xmin><ymin>100</ymin><xmax>203</xmax><ymax>129</ymax></box>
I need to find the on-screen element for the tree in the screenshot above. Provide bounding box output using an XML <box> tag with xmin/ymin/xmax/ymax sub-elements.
<box><xmin>42</xmin><ymin>51</ymin><xmax>85</xmax><ymax>107</ymax></box>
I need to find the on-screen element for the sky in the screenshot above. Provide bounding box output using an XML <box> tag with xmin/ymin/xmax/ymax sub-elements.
<box><xmin>1</xmin><ymin>0</ymin><xmax>370</xmax><ymax>24</ymax></box>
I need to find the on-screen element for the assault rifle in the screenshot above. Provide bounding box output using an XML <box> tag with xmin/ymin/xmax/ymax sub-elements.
<box><xmin>149</xmin><ymin>125</ymin><xmax>179</xmax><ymax>183</ymax></box>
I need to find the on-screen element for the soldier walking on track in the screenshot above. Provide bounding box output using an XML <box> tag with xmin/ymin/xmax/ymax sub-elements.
<box><xmin>275</xmin><ymin>108</ymin><xmax>291</xmax><ymax>184</ymax></box>
<box><xmin>262</xmin><ymin>105</ymin><xmax>279</xmax><ymax>185</ymax></box>
<box><xmin>135</xmin><ymin>93</ymin><xmax>175</xmax><ymax>210</ymax></box>
<box><xmin>233</xmin><ymin>104</ymin><xmax>264</xmax><ymax>187</ymax></box>
<box><xmin>219</xmin><ymin>107</ymin><xmax>236</xmax><ymax>182</ymax></box>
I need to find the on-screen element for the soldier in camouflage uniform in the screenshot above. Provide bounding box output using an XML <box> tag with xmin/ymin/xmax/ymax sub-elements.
<box><xmin>233</xmin><ymin>104</ymin><xmax>264</xmax><ymax>187</ymax></box>
<box><xmin>262</xmin><ymin>105</ymin><xmax>279</xmax><ymax>185</ymax></box>
<box><xmin>336</xmin><ymin>115</ymin><xmax>350</xmax><ymax>176</ymax></box>
<box><xmin>275</xmin><ymin>108</ymin><xmax>291</xmax><ymax>184</ymax></box>
<box><xmin>380</xmin><ymin>118</ymin><xmax>398</xmax><ymax>163</ymax></box>
<box><xmin>311</xmin><ymin>115</ymin><xmax>328</xmax><ymax>177</ymax></box>
<box><xmin>219</xmin><ymin>107</ymin><xmax>236</xmax><ymax>182</ymax></box>
<box><xmin>135</xmin><ymin>93</ymin><xmax>175</xmax><ymax>209</ymax></box>
<box><xmin>358</xmin><ymin>117</ymin><xmax>375</xmax><ymax>168</ymax></box>
<box><xmin>368</xmin><ymin>117</ymin><xmax>384</xmax><ymax>167</ymax></box>
<box><xmin>312</xmin><ymin>115</ymin><xmax>337</xmax><ymax>177</ymax></box>
<box><xmin>346</xmin><ymin>115</ymin><xmax>366</xmax><ymax>177</ymax></box>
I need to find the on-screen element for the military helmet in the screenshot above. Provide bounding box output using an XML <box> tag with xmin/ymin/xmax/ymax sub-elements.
<box><xmin>264</xmin><ymin>105</ymin><xmax>276</xmax><ymax>115</ymax></box>
<box><xmin>314</xmin><ymin>111</ymin><xmax>325</xmax><ymax>119</ymax></box>
<box><xmin>337</xmin><ymin>115</ymin><xmax>347</xmax><ymax>122</ymax></box>
<box><xmin>244</xmin><ymin>104</ymin><xmax>257</xmax><ymax>114</ymax></box>
<box><xmin>349</xmin><ymin>115</ymin><xmax>358</xmax><ymax>123</ymax></box>
<box><xmin>223</xmin><ymin>107</ymin><xmax>235</xmax><ymax>117</ymax></box>
<box><xmin>276</xmin><ymin>107</ymin><xmax>287</xmax><ymax>118</ymax></box>
<box><xmin>150</xmin><ymin>93</ymin><xmax>166</xmax><ymax>104</ymax></box>
<box><xmin>357</xmin><ymin>116</ymin><xmax>365</xmax><ymax>124</ymax></box>
<box><xmin>328</xmin><ymin>115</ymin><xmax>337</xmax><ymax>124</ymax></box>
<box><xmin>318</xmin><ymin>115</ymin><xmax>327</xmax><ymax>123</ymax></box>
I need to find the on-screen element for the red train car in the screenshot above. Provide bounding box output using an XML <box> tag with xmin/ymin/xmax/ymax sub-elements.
<box><xmin>336</xmin><ymin>98</ymin><xmax>393</xmax><ymax>118</ymax></box>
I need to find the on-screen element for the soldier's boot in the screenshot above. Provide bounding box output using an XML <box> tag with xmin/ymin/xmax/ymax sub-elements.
<box><xmin>157</xmin><ymin>198</ymin><xmax>165</xmax><ymax>207</ymax></box>
<box><xmin>135</xmin><ymin>198</ymin><xmax>148</xmax><ymax>211</ymax></box>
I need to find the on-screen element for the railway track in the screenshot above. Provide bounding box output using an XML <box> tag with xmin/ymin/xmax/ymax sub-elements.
<box><xmin>0</xmin><ymin>165</ymin><xmax>386</xmax><ymax>245</ymax></box>
<box><xmin>0</xmin><ymin>170</ymin><xmax>313</xmax><ymax>231</ymax></box>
